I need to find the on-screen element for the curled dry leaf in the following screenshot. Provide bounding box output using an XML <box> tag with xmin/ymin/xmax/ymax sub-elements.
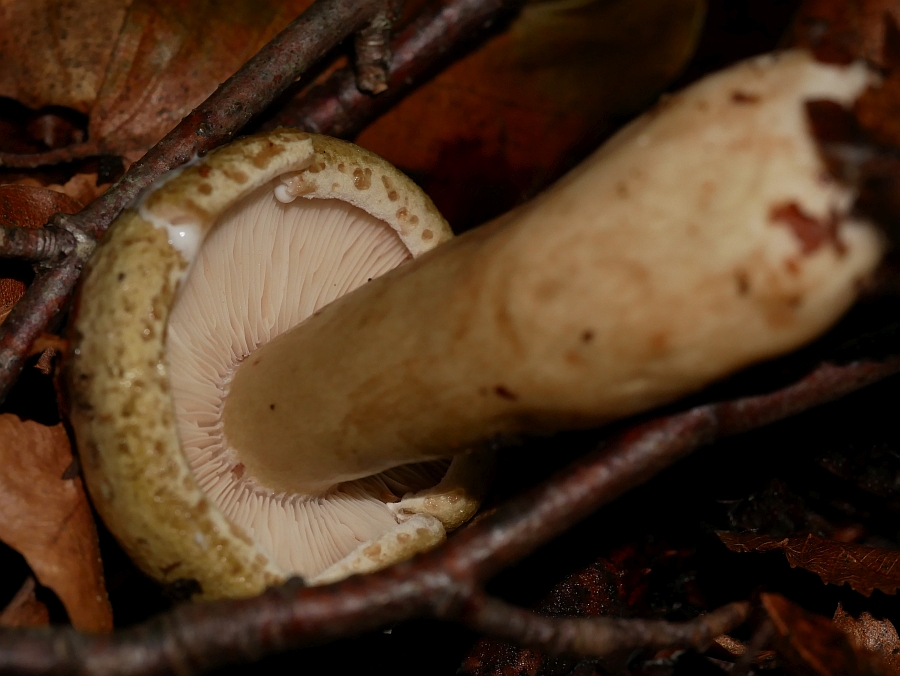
<box><xmin>762</xmin><ymin>593</ymin><xmax>881</xmax><ymax>676</ymax></box>
<box><xmin>0</xmin><ymin>577</ymin><xmax>49</xmax><ymax>629</ymax></box>
<box><xmin>718</xmin><ymin>532</ymin><xmax>900</xmax><ymax>596</ymax></box>
<box><xmin>0</xmin><ymin>415</ymin><xmax>111</xmax><ymax>632</ymax></box>
<box><xmin>355</xmin><ymin>0</ymin><xmax>706</xmax><ymax>229</ymax></box>
<box><xmin>0</xmin><ymin>184</ymin><xmax>83</xmax><ymax>324</ymax></box>
<box><xmin>835</xmin><ymin>604</ymin><xmax>900</xmax><ymax>676</ymax></box>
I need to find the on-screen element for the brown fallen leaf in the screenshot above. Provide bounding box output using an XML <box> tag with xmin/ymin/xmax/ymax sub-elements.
<box><xmin>0</xmin><ymin>577</ymin><xmax>49</xmax><ymax>629</ymax></box>
<box><xmin>0</xmin><ymin>184</ymin><xmax>83</xmax><ymax>324</ymax></box>
<box><xmin>354</xmin><ymin>0</ymin><xmax>706</xmax><ymax>231</ymax></box>
<box><xmin>718</xmin><ymin>532</ymin><xmax>900</xmax><ymax>596</ymax></box>
<box><xmin>762</xmin><ymin>593</ymin><xmax>881</xmax><ymax>676</ymax></box>
<box><xmin>0</xmin><ymin>415</ymin><xmax>112</xmax><ymax>632</ymax></box>
<box><xmin>0</xmin><ymin>0</ymin><xmax>316</xmax><ymax>160</ymax></box>
<box><xmin>835</xmin><ymin>605</ymin><xmax>900</xmax><ymax>676</ymax></box>
<box><xmin>0</xmin><ymin>0</ymin><xmax>132</xmax><ymax>114</ymax></box>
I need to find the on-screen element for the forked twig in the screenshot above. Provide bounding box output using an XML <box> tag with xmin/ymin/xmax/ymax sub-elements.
<box><xmin>0</xmin><ymin>357</ymin><xmax>895</xmax><ymax>675</ymax></box>
<box><xmin>263</xmin><ymin>0</ymin><xmax>523</xmax><ymax>137</ymax></box>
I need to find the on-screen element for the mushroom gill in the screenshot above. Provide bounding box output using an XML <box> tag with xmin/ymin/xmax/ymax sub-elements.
<box><xmin>167</xmin><ymin>182</ymin><xmax>450</xmax><ymax>580</ymax></box>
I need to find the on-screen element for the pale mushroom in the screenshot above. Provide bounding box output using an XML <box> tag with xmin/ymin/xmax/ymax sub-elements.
<box><xmin>69</xmin><ymin>131</ymin><xmax>490</xmax><ymax>599</ymax></box>
<box><xmin>70</xmin><ymin>49</ymin><xmax>886</xmax><ymax>600</ymax></box>
<box><xmin>212</xmin><ymin>50</ymin><xmax>885</xmax><ymax>491</ymax></box>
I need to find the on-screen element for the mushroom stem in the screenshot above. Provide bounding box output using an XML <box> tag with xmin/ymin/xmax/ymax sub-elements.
<box><xmin>223</xmin><ymin>50</ymin><xmax>885</xmax><ymax>495</ymax></box>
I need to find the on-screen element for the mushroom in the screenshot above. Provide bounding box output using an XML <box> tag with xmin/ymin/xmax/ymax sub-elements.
<box><xmin>69</xmin><ymin>130</ymin><xmax>491</xmax><ymax>599</ymax></box>
<box><xmin>70</xmin><ymin>49</ymin><xmax>885</xmax><ymax>600</ymax></box>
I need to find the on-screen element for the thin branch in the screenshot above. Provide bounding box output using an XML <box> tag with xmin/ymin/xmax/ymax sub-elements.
<box><xmin>0</xmin><ymin>357</ymin><xmax>895</xmax><ymax>675</ymax></box>
<box><xmin>0</xmin><ymin>0</ymin><xmax>391</xmax><ymax>404</ymax></box>
<box><xmin>263</xmin><ymin>0</ymin><xmax>525</xmax><ymax>137</ymax></box>
<box><xmin>466</xmin><ymin>597</ymin><xmax>752</xmax><ymax>657</ymax></box>
<box><xmin>0</xmin><ymin>226</ymin><xmax>75</xmax><ymax>262</ymax></box>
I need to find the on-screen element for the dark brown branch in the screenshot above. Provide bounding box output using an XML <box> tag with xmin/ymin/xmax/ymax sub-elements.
<box><xmin>0</xmin><ymin>226</ymin><xmax>75</xmax><ymax>262</ymax></box>
<box><xmin>0</xmin><ymin>357</ymin><xmax>895</xmax><ymax>675</ymax></box>
<box><xmin>263</xmin><ymin>0</ymin><xmax>525</xmax><ymax>137</ymax></box>
<box><xmin>0</xmin><ymin>0</ymin><xmax>391</xmax><ymax>404</ymax></box>
<box><xmin>467</xmin><ymin>597</ymin><xmax>752</xmax><ymax>657</ymax></box>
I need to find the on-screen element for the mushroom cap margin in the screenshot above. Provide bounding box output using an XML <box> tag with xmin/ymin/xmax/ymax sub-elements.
<box><xmin>68</xmin><ymin>130</ymin><xmax>459</xmax><ymax>600</ymax></box>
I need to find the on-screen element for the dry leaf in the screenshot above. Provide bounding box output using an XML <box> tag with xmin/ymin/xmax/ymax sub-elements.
<box><xmin>0</xmin><ymin>0</ymin><xmax>316</xmax><ymax>158</ymax></box>
<box><xmin>718</xmin><ymin>532</ymin><xmax>900</xmax><ymax>596</ymax></box>
<box><xmin>0</xmin><ymin>0</ymin><xmax>132</xmax><ymax>113</ymax></box>
<box><xmin>357</xmin><ymin>0</ymin><xmax>705</xmax><ymax>230</ymax></box>
<box><xmin>0</xmin><ymin>415</ymin><xmax>112</xmax><ymax>632</ymax></box>
<box><xmin>0</xmin><ymin>577</ymin><xmax>49</xmax><ymax>629</ymax></box>
<box><xmin>90</xmin><ymin>0</ymin><xmax>317</xmax><ymax>154</ymax></box>
<box><xmin>0</xmin><ymin>184</ymin><xmax>83</xmax><ymax>324</ymax></box>
<box><xmin>46</xmin><ymin>173</ymin><xmax>110</xmax><ymax>206</ymax></box>
<box><xmin>835</xmin><ymin>605</ymin><xmax>900</xmax><ymax>676</ymax></box>
<box><xmin>762</xmin><ymin>593</ymin><xmax>879</xmax><ymax>676</ymax></box>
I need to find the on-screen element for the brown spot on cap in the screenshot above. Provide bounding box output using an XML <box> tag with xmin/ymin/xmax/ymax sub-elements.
<box><xmin>199</xmin><ymin>166</ymin><xmax>211</xmax><ymax>178</ymax></box>
<box><xmin>198</xmin><ymin>183</ymin><xmax>212</xmax><ymax>195</ymax></box>
<box><xmin>422</xmin><ymin>229</ymin><xmax>434</xmax><ymax>241</ymax></box>
<box><xmin>223</xmin><ymin>168</ymin><xmax>249</xmax><ymax>184</ymax></box>
<box><xmin>769</xmin><ymin>202</ymin><xmax>846</xmax><ymax>255</ymax></box>
<box><xmin>396</xmin><ymin>207</ymin><xmax>408</xmax><ymax>220</ymax></box>
<box><xmin>364</xmin><ymin>543</ymin><xmax>382</xmax><ymax>557</ymax></box>
<box><xmin>251</xmin><ymin>142</ymin><xmax>286</xmax><ymax>169</ymax></box>
<box><xmin>581</xmin><ymin>329</ymin><xmax>594</xmax><ymax>343</ymax></box>
<box><xmin>388</xmin><ymin>190</ymin><xmax>399</xmax><ymax>201</ymax></box>
<box><xmin>731</xmin><ymin>90</ymin><xmax>760</xmax><ymax>104</ymax></box>
<box><xmin>232</xmin><ymin>463</ymin><xmax>245</xmax><ymax>479</ymax></box>
<box><xmin>735</xmin><ymin>270</ymin><xmax>751</xmax><ymax>295</ymax></box>
<box><xmin>353</xmin><ymin>167</ymin><xmax>372</xmax><ymax>190</ymax></box>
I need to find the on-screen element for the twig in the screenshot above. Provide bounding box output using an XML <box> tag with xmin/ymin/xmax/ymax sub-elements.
<box><xmin>0</xmin><ymin>226</ymin><xmax>75</xmax><ymax>263</ymax></box>
<box><xmin>0</xmin><ymin>0</ymin><xmax>393</xmax><ymax>404</ymax></box>
<box><xmin>0</xmin><ymin>357</ymin><xmax>895</xmax><ymax>675</ymax></box>
<box><xmin>467</xmin><ymin>597</ymin><xmax>752</xmax><ymax>657</ymax></box>
<box><xmin>263</xmin><ymin>0</ymin><xmax>524</xmax><ymax>137</ymax></box>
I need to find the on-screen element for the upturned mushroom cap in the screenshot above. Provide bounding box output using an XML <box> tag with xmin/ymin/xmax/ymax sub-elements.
<box><xmin>69</xmin><ymin>130</ymin><xmax>489</xmax><ymax>599</ymax></box>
